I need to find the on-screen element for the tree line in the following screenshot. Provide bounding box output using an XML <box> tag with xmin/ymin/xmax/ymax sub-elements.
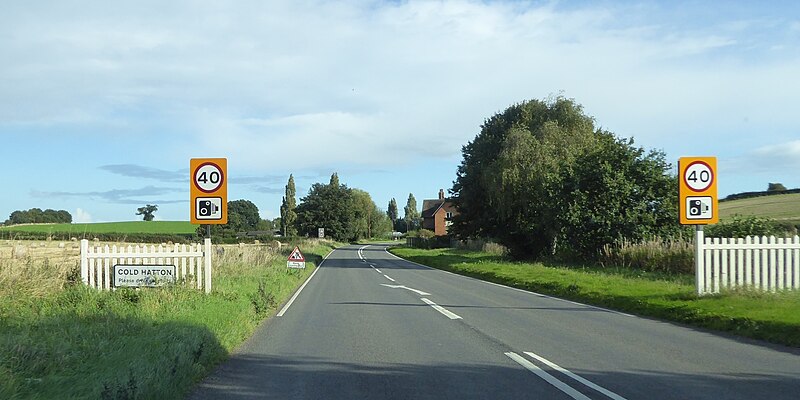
<box><xmin>4</xmin><ymin>208</ymin><xmax>72</xmax><ymax>225</ymax></box>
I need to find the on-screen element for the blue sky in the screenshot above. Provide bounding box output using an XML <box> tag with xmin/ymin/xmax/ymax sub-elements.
<box><xmin>1</xmin><ymin>0</ymin><xmax>799</xmax><ymax>223</ymax></box>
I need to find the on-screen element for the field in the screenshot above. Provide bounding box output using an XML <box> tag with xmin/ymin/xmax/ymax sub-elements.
<box><xmin>720</xmin><ymin>192</ymin><xmax>800</xmax><ymax>225</ymax></box>
<box><xmin>0</xmin><ymin>237</ymin><xmax>339</xmax><ymax>398</ymax></box>
<box><xmin>0</xmin><ymin>220</ymin><xmax>196</xmax><ymax>234</ymax></box>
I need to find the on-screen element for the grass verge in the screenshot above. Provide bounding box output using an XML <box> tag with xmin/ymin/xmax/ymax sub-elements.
<box><xmin>390</xmin><ymin>247</ymin><xmax>800</xmax><ymax>348</ymax></box>
<box><xmin>0</xmin><ymin>239</ymin><xmax>339</xmax><ymax>399</ymax></box>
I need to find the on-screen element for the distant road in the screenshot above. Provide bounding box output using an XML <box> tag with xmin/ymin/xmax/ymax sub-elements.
<box><xmin>189</xmin><ymin>244</ymin><xmax>800</xmax><ymax>399</ymax></box>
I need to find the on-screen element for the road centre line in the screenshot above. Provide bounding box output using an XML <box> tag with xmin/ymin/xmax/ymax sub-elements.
<box><xmin>524</xmin><ymin>352</ymin><xmax>627</xmax><ymax>400</ymax></box>
<box><xmin>421</xmin><ymin>298</ymin><xmax>462</xmax><ymax>320</ymax></box>
<box><xmin>384</xmin><ymin>247</ymin><xmax>633</xmax><ymax>318</ymax></box>
<box><xmin>505</xmin><ymin>352</ymin><xmax>590</xmax><ymax>400</ymax></box>
<box><xmin>383</xmin><ymin>274</ymin><xmax>396</xmax><ymax>282</ymax></box>
<box><xmin>276</xmin><ymin>249</ymin><xmax>333</xmax><ymax>317</ymax></box>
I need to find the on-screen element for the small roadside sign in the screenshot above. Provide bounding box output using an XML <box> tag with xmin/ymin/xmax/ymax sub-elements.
<box><xmin>318</xmin><ymin>228</ymin><xmax>325</xmax><ymax>239</ymax></box>
<box><xmin>191</xmin><ymin>158</ymin><xmax>228</xmax><ymax>225</ymax></box>
<box><xmin>679</xmin><ymin>157</ymin><xmax>718</xmax><ymax>225</ymax></box>
<box><xmin>287</xmin><ymin>246</ymin><xmax>306</xmax><ymax>269</ymax></box>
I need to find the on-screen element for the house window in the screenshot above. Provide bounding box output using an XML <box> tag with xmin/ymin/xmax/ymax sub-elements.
<box><xmin>446</xmin><ymin>212</ymin><xmax>453</xmax><ymax>219</ymax></box>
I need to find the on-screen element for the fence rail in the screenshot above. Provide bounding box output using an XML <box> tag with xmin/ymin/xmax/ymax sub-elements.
<box><xmin>80</xmin><ymin>238</ymin><xmax>212</xmax><ymax>293</ymax></box>
<box><xmin>696</xmin><ymin>231</ymin><xmax>800</xmax><ymax>294</ymax></box>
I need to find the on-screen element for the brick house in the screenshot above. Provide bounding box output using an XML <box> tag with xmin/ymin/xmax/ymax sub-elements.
<box><xmin>421</xmin><ymin>189</ymin><xmax>458</xmax><ymax>236</ymax></box>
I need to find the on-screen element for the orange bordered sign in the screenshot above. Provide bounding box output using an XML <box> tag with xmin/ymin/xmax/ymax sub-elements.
<box><xmin>287</xmin><ymin>246</ymin><xmax>306</xmax><ymax>269</ymax></box>
<box><xmin>678</xmin><ymin>156</ymin><xmax>718</xmax><ymax>225</ymax></box>
<box><xmin>190</xmin><ymin>158</ymin><xmax>228</xmax><ymax>225</ymax></box>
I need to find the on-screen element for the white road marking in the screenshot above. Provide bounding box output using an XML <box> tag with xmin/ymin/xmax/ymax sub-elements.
<box><xmin>384</xmin><ymin>247</ymin><xmax>633</xmax><ymax>318</ymax></box>
<box><xmin>505</xmin><ymin>352</ymin><xmax>590</xmax><ymax>400</ymax></box>
<box><xmin>375</xmin><ymin>268</ymin><xmax>382</xmax><ymax>274</ymax></box>
<box><xmin>421</xmin><ymin>298</ymin><xmax>462</xmax><ymax>320</ymax></box>
<box><xmin>380</xmin><ymin>284</ymin><xmax>430</xmax><ymax>296</ymax></box>
<box><xmin>277</xmin><ymin>249</ymin><xmax>333</xmax><ymax>317</ymax></box>
<box><xmin>383</xmin><ymin>274</ymin><xmax>396</xmax><ymax>282</ymax></box>
<box><xmin>524</xmin><ymin>352</ymin><xmax>627</xmax><ymax>400</ymax></box>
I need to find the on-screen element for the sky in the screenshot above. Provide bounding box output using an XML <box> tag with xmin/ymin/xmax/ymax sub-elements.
<box><xmin>1</xmin><ymin>0</ymin><xmax>799</xmax><ymax>223</ymax></box>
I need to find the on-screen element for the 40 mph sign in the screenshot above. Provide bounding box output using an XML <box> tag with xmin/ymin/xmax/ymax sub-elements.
<box><xmin>679</xmin><ymin>157</ymin><xmax>718</xmax><ymax>225</ymax></box>
<box><xmin>191</xmin><ymin>158</ymin><xmax>228</xmax><ymax>225</ymax></box>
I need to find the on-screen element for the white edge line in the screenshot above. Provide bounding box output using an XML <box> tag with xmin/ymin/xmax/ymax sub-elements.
<box><xmin>385</xmin><ymin>247</ymin><xmax>633</xmax><ymax>318</ymax></box>
<box><xmin>421</xmin><ymin>298</ymin><xmax>462</xmax><ymax>320</ymax></box>
<box><xmin>524</xmin><ymin>352</ymin><xmax>627</xmax><ymax>400</ymax></box>
<box><xmin>383</xmin><ymin>274</ymin><xmax>396</xmax><ymax>282</ymax></box>
<box><xmin>277</xmin><ymin>249</ymin><xmax>333</xmax><ymax>317</ymax></box>
<box><xmin>375</xmin><ymin>268</ymin><xmax>382</xmax><ymax>274</ymax></box>
<box><xmin>505</xmin><ymin>352</ymin><xmax>590</xmax><ymax>400</ymax></box>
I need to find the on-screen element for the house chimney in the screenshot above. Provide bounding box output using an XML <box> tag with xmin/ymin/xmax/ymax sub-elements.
<box><xmin>438</xmin><ymin>189</ymin><xmax>445</xmax><ymax>200</ymax></box>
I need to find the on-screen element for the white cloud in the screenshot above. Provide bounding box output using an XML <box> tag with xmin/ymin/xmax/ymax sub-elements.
<box><xmin>74</xmin><ymin>208</ymin><xmax>92</xmax><ymax>223</ymax></box>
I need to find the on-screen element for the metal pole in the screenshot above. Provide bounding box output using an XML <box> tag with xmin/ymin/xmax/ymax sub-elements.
<box><xmin>695</xmin><ymin>225</ymin><xmax>705</xmax><ymax>296</ymax></box>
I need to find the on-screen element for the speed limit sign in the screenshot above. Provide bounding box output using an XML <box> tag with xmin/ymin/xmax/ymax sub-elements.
<box><xmin>191</xmin><ymin>158</ymin><xmax>228</xmax><ymax>225</ymax></box>
<box><xmin>679</xmin><ymin>157</ymin><xmax>718</xmax><ymax>225</ymax></box>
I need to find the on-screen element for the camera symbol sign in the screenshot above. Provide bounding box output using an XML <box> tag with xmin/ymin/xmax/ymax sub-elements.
<box><xmin>190</xmin><ymin>158</ymin><xmax>228</xmax><ymax>225</ymax></box>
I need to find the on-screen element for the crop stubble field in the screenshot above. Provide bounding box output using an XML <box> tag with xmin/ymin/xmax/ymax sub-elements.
<box><xmin>720</xmin><ymin>192</ymin><xmax>800</xmax><ymax>224</ymax></box>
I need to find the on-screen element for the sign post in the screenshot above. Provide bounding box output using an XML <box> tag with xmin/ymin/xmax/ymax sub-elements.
<box><xmin>679</xmin><ymin>156</ymin><xmax>718</xmax><ymax>295</ymax></box>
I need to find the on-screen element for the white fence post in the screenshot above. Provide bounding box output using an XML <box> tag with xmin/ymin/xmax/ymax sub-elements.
<box><xmin>204</xmin><ymin>238</ymin><xmax>212</xmax><ymax>294</ymax></box>
<box><xmin>80</xmin><ymin>239</ymin><xmax>89</xmax><ymax>285</ymax></box>
<box><xmin>695</xmin><ymin>226</ymin><xmax>705</xmax><ymax>295</ymax></box>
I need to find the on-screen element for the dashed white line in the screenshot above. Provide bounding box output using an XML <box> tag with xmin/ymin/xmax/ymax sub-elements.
<box><xmin>383</xmin><ymin>274</ymin><xmax>396</xmax><ymax>282</ymax></box>
<box><xmin>524</xmin><ymin>352</ymin><xmax>627</xmax><ymax>400</ymax></box>
<box><xmin>505</xmin><ymin>352</ymin><xmax>590</xmax><ymax>400</ymax></box>
<box><xmin>421</xmin><ymin>298</ymin><xmax>462</xmax><ymax>320</ymax></box>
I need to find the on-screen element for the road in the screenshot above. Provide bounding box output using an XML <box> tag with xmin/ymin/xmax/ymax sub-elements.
<box><xmin>189</xmin><ymin>244</ymin><xmax>800</xmax><ymax>399</ymax></box>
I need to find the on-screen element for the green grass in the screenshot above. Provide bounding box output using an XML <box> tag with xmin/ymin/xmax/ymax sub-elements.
<box><xmin>391</xmin><ymin>247</ymin><xmax>800</xmax><ymax>348</ymax></box>
<box><xmin>720</xmin><ymin>192</ymin><xmax>800</xmax><ymax>225</ymax></box>
<box><xmin>0</xmin><ymin>221</ymin><xmax>196</xmax><ymax>235</ymax></box>
<box><xmin>0</xmin><ymin>240</ymin><xmax>340</xmax><ymax>399</ymax></box>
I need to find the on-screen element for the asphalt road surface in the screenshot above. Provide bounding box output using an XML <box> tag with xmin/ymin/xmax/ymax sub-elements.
<box><xmin>189</xmin><ymin>244</ymin><xmax>800</xmax><ymax>399</ymax></box>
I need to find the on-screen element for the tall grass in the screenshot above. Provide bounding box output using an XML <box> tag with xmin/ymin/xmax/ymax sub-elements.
<box><xmin>0</xmin><ymin>238</ymin><xmax>338</xmax><ymax>399</ymax></box>
<box><xmin>600</xmin><ymin>237</ymin><xmax>694</xmax><ymax>274</ymax></box>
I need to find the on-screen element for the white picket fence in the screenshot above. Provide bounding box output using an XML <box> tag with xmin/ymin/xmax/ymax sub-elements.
<box><xmin>80</xmin><ymin>238</ymin><xmax>213</xmax><ymax>293</ymax></box>
<box><xmin>695</xmin><ymin>230</ymin><xmax>800</xmax><ymax>294</ymax></box>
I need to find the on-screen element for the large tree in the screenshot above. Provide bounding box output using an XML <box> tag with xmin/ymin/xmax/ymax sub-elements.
<box><xmin>296</xmin><ymin>173</ymin><xmax>357</xmax><ymax>241</ymax></box>
<box><xmin>387</xmin><ymin>198</ymin><xmax>399</xmax><ymax>223</ymax></box>
<box><xmin>227</xmin><ymin>199</ymin><xmax>261</xmax><ymax>231</ymax></box>
<box><xmin>403</xmin><ymin>193</ymin><xmax>419</xmax><ymax>231</ymax></box>
<box><xmin>451</xmin><ymin>96</ymin><xmax>675</xmax><ymax>259</ymax></box>
<box><xmin>136</xmin><ymin>204</ymin><xmax>158</xmax><ymax>221</ymax></box>
<box><xmin>280</xmin><ymin>174</ymin><xmax>298</xmax><ymax>237</ymax></box>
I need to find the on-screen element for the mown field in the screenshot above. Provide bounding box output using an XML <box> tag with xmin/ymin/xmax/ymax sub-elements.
<box><xmin>720</xmin><ymin>192</ymin><xmax>800</xmax><ymax>225</ymax></box>
<box><xmin>0</xmin><ymin>221</ymin><xmax>196</xmax><ymax>234</ymax></box>
<box><xmin>391</xmin><ymin>247</ymin><xmax>800</xmax><ymax>348</ymax></box>
<box><xmin>0</xmin><ymin>238</ymin><xmax>339</xmax><ymax>399</ymax></box>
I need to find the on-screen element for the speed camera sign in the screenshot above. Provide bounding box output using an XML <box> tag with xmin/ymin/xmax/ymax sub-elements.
<box><xmin>191</xmin><ymin>158</ymin><xmax>228</xmax><ymax>225</ymax></box>
<box><xmin>678</xmin><ymin>157</ymin><xmax>718</xmax><ymax>225</ymax></box>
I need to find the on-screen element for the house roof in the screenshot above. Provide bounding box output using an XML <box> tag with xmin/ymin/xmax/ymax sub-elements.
<box><xmin>421</xmin><ymin>199</ymin><xmax>445</xmax><ymax>218</ymax></box>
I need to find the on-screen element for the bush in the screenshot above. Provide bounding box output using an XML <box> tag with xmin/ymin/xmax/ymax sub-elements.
<box><xmin>705</xmin><ymin>215</ymin><xmax>784</xmax><ymax>238</ymax></box>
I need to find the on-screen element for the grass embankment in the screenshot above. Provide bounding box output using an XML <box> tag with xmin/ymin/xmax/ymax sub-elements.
<box><xmin>0</xmin><ymin>239</ymin><xmax>339</xmax><ymax>399</ymax></box>
<box><xmin>391</xmin><ymin>247</ymin><xmax>800</xmax><ymax>348</ymax></box>
<box><xmin>720</xmin><ymin>192</ymin><xmax>800</xmax><ymax>225</ymax></box>
<box><xmin>0</xmin><ymin>221</ymin><xmax>196</xmax><ymax>234</ymax></box>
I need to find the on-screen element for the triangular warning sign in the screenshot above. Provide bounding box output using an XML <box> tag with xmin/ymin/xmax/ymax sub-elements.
<box><xmin>287</xmin><ymin>246</ymin><xmax>305</xmax><ymax>262</ymax></box>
